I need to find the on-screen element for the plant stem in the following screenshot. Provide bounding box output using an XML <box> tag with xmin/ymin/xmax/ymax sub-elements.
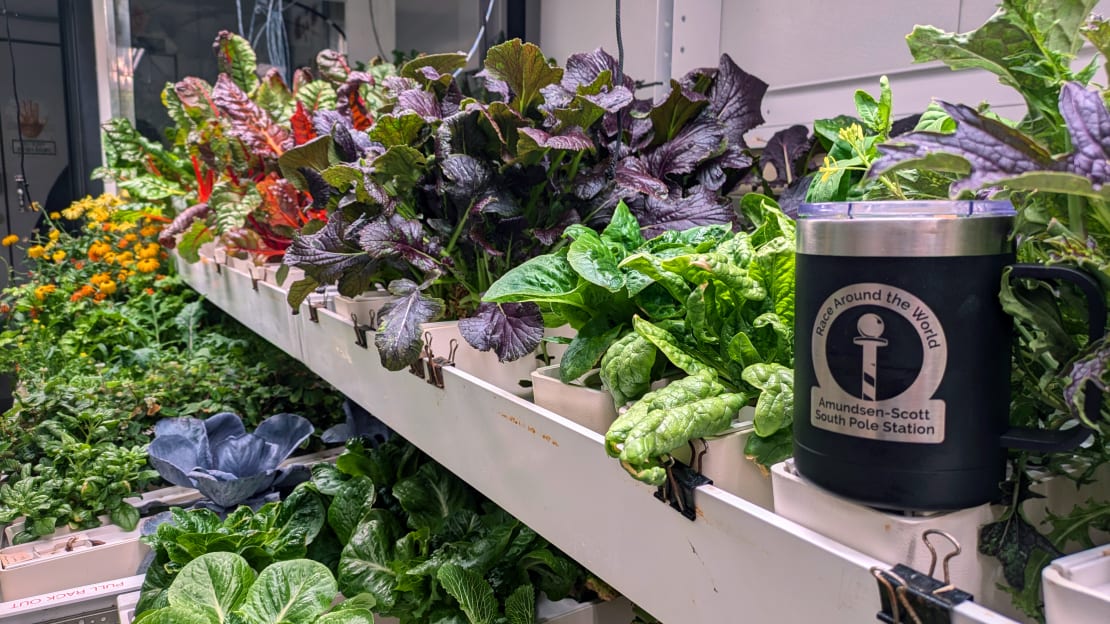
<box><xmin>1068</xmin><ymin>194</ymin><xmax>1088</xmax><ymax>239</ymax></box>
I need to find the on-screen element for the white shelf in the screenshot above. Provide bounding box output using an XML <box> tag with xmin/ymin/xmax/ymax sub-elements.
<box><xmin>182</xmin><ymin>256</ymin><xmax>1018</xmax><ymax>624</ymax></box>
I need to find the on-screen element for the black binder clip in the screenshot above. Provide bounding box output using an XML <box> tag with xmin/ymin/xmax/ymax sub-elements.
<box><xmin>872</xmin><ymin>530</ymin><xmax>972</xmax><ymax>624</ymax></box>
<box><xmin>424</xmin><ymin>333</ymin><xmax>458</xmax><ymax>389</ymax></box>
<box><xmin>351</xmin><ymin>311</ymin><xmax>374</xmax><ymax>349</ymax></box>
<box><xmin>652</xmin><ymin>442</ymin><xmax>712</xmax><ymax>522</ymax></box>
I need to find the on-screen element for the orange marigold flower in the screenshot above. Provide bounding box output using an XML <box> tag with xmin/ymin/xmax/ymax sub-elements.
<box><xmin>144</xmin><ymin>288</ymin><xmax>155</xmax><ymax>296</ymax></box>
<box><xmin>0</xmin><ymin>303</ymin><xmax>10</xmax><ymax>314</ymax></box>
<box><xmin>93</xmin><ymin>291</ymin><xmax>107</xmax><ymax>302</ymax></box>
<box><xmin>89</xmin><ymin>272</ymin><xmax>111</xmax><ymax>286</ymax></box>
<box><xmin>123</xmin><ymin>233</ymin><xmax>138</xmax><ymax>242</ymax></box>
<box><xmin>137</xmin><ymin>243</ymin><xmax>160</xmax><ymax>260</ymax></box>
<box><xmin>136</xmin><ymin>258</ymin><xmax>160</xmax><ymax>273</ymax></box>
<box><xmin>48</xmin><ymin>230</ymin><xmax>60</xmax><ymax>242</ymax></box>
<box><xmin>27</xmin><ymin>245</ymin><xmax>46</xmax><ymax>259</ymax></box>
<box><xmin>155</xmin><ymin>274</ymin><xmax>166</xmax><ymax>281</ymax></box>
<box><xmin>33</xmin><ymin>284</ymin><xmax>56</xmax><ymax>301</ymax></box>
<box><xmin>1</xmin><ymin>234</ymin><xmax>19</xmax><ymax>247</ymax></box>
<box><xmin>98</xmin><ymin>280</ymin><xmax>118</xmax><ymax>295</ymax></box>
<box><xmin>116</xmin><ymin>238</ymin><xmax>131</xmax><ymax>249</ymax></box>
<box><xmin>139</xmin><ymin>225</ymin><xmax>160</xmax><ymax>238</ymax></box>
<box><xmin>73</xmin><ymin>260</ymin><xmax>85</xmax><ymax>270</ymax></box>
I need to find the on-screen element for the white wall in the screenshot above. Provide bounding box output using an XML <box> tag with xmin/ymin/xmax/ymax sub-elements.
<box><xmin>539</xmin><ymin>0</ymin><xmax>1110</xmax><ymax>145</ymax></box>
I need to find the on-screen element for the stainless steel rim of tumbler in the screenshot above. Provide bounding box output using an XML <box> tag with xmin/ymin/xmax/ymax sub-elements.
<box><xmin>796</xmin><ymin>216</ymin><xmax>1014</xmax><ymax>257</ymax></box>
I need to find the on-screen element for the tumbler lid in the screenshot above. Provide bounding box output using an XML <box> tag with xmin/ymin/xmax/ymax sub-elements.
<box><xmin>800</xmin><ymin>200</ymin><xmax>1015</xmax><ymax>219</ymax></box>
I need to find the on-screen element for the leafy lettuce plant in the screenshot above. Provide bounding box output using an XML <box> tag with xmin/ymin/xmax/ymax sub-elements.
<box><xmin>147</xmin><ymin>412</ymin><xmax>313</xmax><ymax>509</ymax></box>
<box><xmin>281</xmin><ymin>39</ymin><xmax>771</xmax><ymax>371</ymax></box>
<box><xmin>485</xmin><ymin>196</ymin><xmax>797</xmax><ymax>476</ymax></box>
<box><xmin>134</xmin><ymin>552</ymin><xmax>377</xmax><ymax>624</ymax></box>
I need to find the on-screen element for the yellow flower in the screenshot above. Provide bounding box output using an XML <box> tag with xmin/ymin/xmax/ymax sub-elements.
<box><xmin>33</xmin><ymin>284</ymin><xmax>57</xmax><ymax>300</ymax></box>
<box><xmin>819</xmin><ymin>155</ymin><xmax>837</xmax><ymax>183</ymax></box>
<box><xmin>87</xmin><ymin>242</ymin><xmax>111</xmax><ymax>261</ymax></box>
<box><xmin>116</xmin><ymin>251</ymin><xmax>135</xmax><ymax>267</ymax></box>
<box><xmin>117</xmin><ymin>270</ymin><xmax>131</xmax><ymax>282</ymax></box>
<box><xmin>89</xmin><ymin>272</ymin><xmax>111</xmax><ymax>286</ymax></box>
<box><xmin>102</xmin><ymin>251</ymin><xmax>117</xmax><ymax>264</ymax></box>
<box><xmin>123</xmin><ymin>233</ymin><xmax>138</xmax><ymax>242</ymax></box>
<box><xmin>837</xmin><ymin>123</ymin><xmax>865</xmax><ymax>146</ymax></box>
<box><xmin>116</xmin><ymin>221</ymin><xmax>137</xmax><ymax>233</ymax></box>
<box><xmin>80</xmin><ymin>352</ymin><xmax>88</xmax><ymax>358</ymax></box>
<box><xmin>52</xmin><ymin>250</ymin><xmax>66</xmax><ymax>263</ymax></box>
<box><xmin>61</xmin><ymin>203</ymin><xmax>85</xmax><ymax>220</ymax></box>
<box><xmin>136</xmin><ymin>258</ymin><xmax>160</xmax><ymax>273</ymax></box>
<box><xmin>1</xmin><ymin>234</ymin><xmax>18</xmax><ymax>247</ymax></box>
<box><xmin>48</xmin><ymin>229</ymin><xmax>60</xmax><ymax>242</ymax></box>
<box><xmin>98</xmin><ymin>280</ymin><xmax>118</xmax><ymax>295</ymax></box>
<box><xmin>137</xmin><ymin>243</ymin><xmax>160</xmax><ymax>260</ymax></box>
<box><xmin>27</xmin><ymin>245</ymin><xmax>45</xmax><ymax>259</ymax></box>
<box><xmin>48</xmin><ymin>212</ymin><xmax>61</xmax><ymax>220</ymax></box>
<box><xmin>140</xmin><ymin>225</ymin><xmax>160</xmax><ymax>238</ymax></box>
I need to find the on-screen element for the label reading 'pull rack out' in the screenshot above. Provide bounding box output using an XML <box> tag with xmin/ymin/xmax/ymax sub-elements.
<box><xmin>810</xmin><ymin>283</ymin><xmax>947</xmax><ymax>444</ymax></box>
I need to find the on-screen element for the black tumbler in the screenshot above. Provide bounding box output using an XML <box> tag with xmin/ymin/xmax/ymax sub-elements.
<box><xmin>793</xmin><ymin>200</ymin><xmax>1106</xmax><ymax>510</ymax></box>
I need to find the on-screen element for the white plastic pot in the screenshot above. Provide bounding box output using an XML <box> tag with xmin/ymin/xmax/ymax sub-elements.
<box><xmin>421</xmin><ymin>322</ymin><xmax>545</xmax><ymax>397</ymax></box>
<box><xmin>0</xmin><ymin>524</ymin><xmax>149</xmax><ymax>601</ymax></box>
<box><xmin>1043</xmin><ymin>545</ymin><xmax>1110</xmax><ymax>624</ymax></box>
<box><xmin>266</xmin><ymin>265</ymin><xmax>306</xmax><ymax>287</ymax></box>
<box><xmin>116</xmin><ymin>590</ymin><xmax>139</xmax><ymax>624</ymax></box>
<box><xmin>770</xmin><ymin>459</ymin><xmax>1020</xmax><ymax>619</ymax></box>
<box><xmin>538</xmin><ymin>596</ymin><xmax>634</xmax><ymax>623</ymax></box>
<box><xmin>685</xmin><ymin>409</ymin><xmax>772</xmax><ymax>510</ymax></box>
<box><xmin>531</xmin><ymin>366</ymin><xmax>618</xmax><ymax>435</ymax></box>
<box><xmin>332</xmin><ymin>290</ymin><xmax>396</xmax><ymax>327</ymax></box>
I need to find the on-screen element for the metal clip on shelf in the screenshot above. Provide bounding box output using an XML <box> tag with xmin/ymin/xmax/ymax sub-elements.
<box><xmin>654</xmin><ymin>439</ymin><xmax>712</xmax><ymax>522</ymax></box>
<box><xmin>352</xmin><ymin>311</ymin><xmax>374</xmax><ymax>348</ymax></box>
<box><xmin>424</xmin><ymin>334</ymin><xmax>458</xmax><ymax>389</ymax></box>
<box><xmin>872</xmin><ymin>530</ymin><xmax>972</xmax><ymax>623</ymax></box>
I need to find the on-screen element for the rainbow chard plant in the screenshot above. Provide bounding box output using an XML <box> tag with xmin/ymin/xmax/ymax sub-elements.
<box><xmin>281</xmin><ymin>39</ymin><xmax>770</xmax><ymax>370</ymax></box>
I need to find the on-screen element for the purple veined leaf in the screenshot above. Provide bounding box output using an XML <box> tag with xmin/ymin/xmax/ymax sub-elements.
<box><xmin>706</xmin><ymin>54</ymin><xmax>767</xmax><ymax>145</ymax></box>
<box><xmin>518</xmin><ymin>126</ymin><xmax>595</xmax><ymax>152</ymax></box>
<box><xmin>616</xmin><ymin>157</ymin><xmax>668</xmax><ymax>198</ymax></box>
<box><xmin>316</xmin><ymin>49</ymin><xmax>352</xmax><ymax>83</ymax></box>
<box><xmin>869</xmin><ymin>100</ymin><xmax>1058</xmax><ymax>196</ymax></box>
<box><xmin>539</xmin><ymin>83</ymin><xmax>574</xmax><ymax>112</ymax></box>
<box><xmin>374</xmin><ymin>279</ymin><xmax>446</xmax><ymax>371</ymax></box>
<box><xmin>333</xmin><ymin>123</ymin><xmax>365</xmax><ymax>163</ymax></box>
<box><xmin>252</xmin><ymin>413</ymin><xmax>314</xmax><ymax>466</ymax></box>
<box><xmin>458</xmin><ymin>302</ymin><xmax>545</xmax><ymax>362</ymax></box>
<box><xmin>359</xmin><ymin>214</ymin><xmax>442</xmax><ymax>273</ymax></box>
<box><xmin>383</xmin><ymin>75</ymin><xmax>418</xmax><ymax>96</ymax></box>
<box><xmin>441</xmin><ymin>80</ymin><xmax>465</xmax><ymax>118</ymax></box>
<box><xmin>474</xmin><ymin>192</ymin><xmax>521</xmax><ymax>217</ymax></box>
<box><xmin>210</xmin><ymin>74</ymin><xmax>293</xmax><ymax>158</ymax></box>
<box><xmin>477</xmin><ymin>68</ymin><xmax>512</xmax><ymax>101</ymax></box>
<box><xmin>647</xmin><ymin>80</ymin><xmax>710</xmax><ymax>148</ymax></box>
<box><xmin>562</xmin><ymin>48</ymin><xmax>634</xmax><ymax>92</ymax></box>
<box><xmin>572</xmin><ymin>162</ymin><xmax>609</xmax><ymax>200</ymax></box>
<box><xmin>172</xmin><ymin>77</ymin><xmax>215</xmax><ymax>117</ymax></box>
<box><xmin>312</xmin><ymin>109</ymin><xmax>344</xmax><ymax>136</ymax></box>
<box><xmin>584</xmin><ymin>87</ymin><xmax>635</xmax><ymax>113</ymax></box>
<box><xmin>300</xmin><ymin>167</ymin><xmax>332</xmax><ymax>209</ymax></box>
<box><xmin>534</xmin><ymin>210</ymin><xmax>582</xmax><ymax>246</ymax></box>
<box><xmin>440</xmin><ymin>154</ymin><xmax>492</xmax><ymax>198</ymax></box>
<box><xmin>1059</xmin><ymin>82</ymin><xmax>1110</xmax><ymax>186</ymax></box>
<box><xmin>203</xmin><ymin>412</ymin><xmax>247</xmax><ymax>449</ymax></box>
<box><xmin>397</xmin><ymin>89</ymin><xmax>442</xmax><ymax>121</ymax></box>
<box><xmin>467</xmin><ymin>224</ymin><xmax>506</xmax><ymax>257</ymax></box>
<box><xmin>645</xmin><ymin>119</ymin><xmax>727</xmax><ymax>178</ymax></box>
<box><xmin>285</xmin><ymin>214</ymin><xmax>379</xmax><ymax>286</ymax></box>
<box><xmin>634</xmin><ymin>184</ymin><xmax>735</xmax><ymax>238</ymax></box>
<box><xmin>760</xmin><ymin>125</ymin><xmax>814</xmax><ymax>188</ymax></box>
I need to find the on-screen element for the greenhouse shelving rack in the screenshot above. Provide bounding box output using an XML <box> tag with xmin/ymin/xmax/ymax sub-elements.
<box><xmin>178</xmin><ymin>255</ymin><xmax>1019</xmax><ymax>624</ymax></box>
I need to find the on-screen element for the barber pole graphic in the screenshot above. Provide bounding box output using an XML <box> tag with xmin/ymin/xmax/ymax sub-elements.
<box><xmin>852</xmin><ymin>313</ymin><xmax>888</xmax><ymax>400</ymax></box>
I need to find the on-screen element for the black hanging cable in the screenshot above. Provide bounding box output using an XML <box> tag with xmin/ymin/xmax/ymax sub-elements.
<box><xmin>2</xmin><ymin>0</ymin><xmax>31</xmax><ymax>212</ymax></box>
<box><xmin>609</xmin><ymin>0</ymin><xmax>625</xmax><ymax>181</ymax></box>
<box><xmin>368</xmin><ymin>0</ymin><xmax>388</xmax><ymax>61</ymax></box>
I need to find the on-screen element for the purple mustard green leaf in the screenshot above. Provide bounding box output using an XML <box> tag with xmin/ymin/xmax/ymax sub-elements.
<box><xmin>374</xmin><ymin>279</ymin><xmax>446</xmax><ymax>371</ymax></box>
<box><xmin>760</xmin><ymin>125</ymin><xmax>814</xmax><ymax>189</ymax></box>
<box><xmin>477</xmin><ymin>68</ymin><xmax>512</xmax><ymax>101</ymax></box>
<box><xmin>300</xmin><ymin>167</ymin><xmax>332</xmax><ymax>210</ymax></box>
<box><xmin>615</xmin><ymin>158</ymin><xmax>668</xmax><ymax>199</ymax></box>
<box><xmin>440</xmin><ymin>154</ymin><xmax>492</xmax><ymax>199</ymax></box>
<box><xmin>647</xmin><ymin>80</ymin><xmax>709</xmax><ymax>148</ymax></box>
<box><xmin>359</xmin><ymin>214</ymin><xmax>442</xmax><ymax>273</ymax></box>
<box><xmin>285</xmin><ymin>214</ymin><xmax>379</xmax><ymax>286</ymax></box>
<box><xmin>518</xmin><ymin>126</ymin><xmax>594</xmax><ymax>153</ymax></box>
<box><xmin>396</xmin><ymin>89</ymin><xmax>442</xmax><ymax>121</ymax></box>
<box><xmin>562</xmin><ymin>48</ymin><xmax>632</xmax><ymax>92</ymax></box>
<box><xmin>473</xmin><ymin>192</ymin><xmax>521</xmax><ymax>218</ymax></box>
<box><xmin>1058</xmin><ymin>82</ymin><xmax>1110</xmax><ymax>185</ymax></box>
<box><xmin>870</xmin><ymin>100</ymin><xmax>1058</xmax><ymax>196</ymax></box>
<box><xmin>458</xmin><ymin>302</ymin><xmax>545</xmax><ymax>362</ymax></box>
<box><xmin>1064</xmin><ymin>338</ymin><xmax>1110</xmax><ymax>429</ymax></box>
<box><xmin>634</xmin><ymin>185</ymin><xmax>735</xmax><ymax>238</ymax></box>
<box><xmin>705</xmin><ymin>54</ymin><xmax>767</xmax><ymax>146</ymax></box>
<box><xmin>645</xmin><ymin>119</ymin><xmax>727</xmax><ymax>178</ymax></box>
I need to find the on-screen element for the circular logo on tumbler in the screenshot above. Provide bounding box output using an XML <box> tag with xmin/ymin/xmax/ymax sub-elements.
<box><xmin>809</xmin><ymin>283</ymin><xmax>948</xmax><ymax>443</ymax></box>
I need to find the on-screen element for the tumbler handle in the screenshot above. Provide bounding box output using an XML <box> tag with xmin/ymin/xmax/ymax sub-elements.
<box><xmin>1000</xmin><ymin>264</ymin><xmax>1107</xmax><ymax>452</ymax></box>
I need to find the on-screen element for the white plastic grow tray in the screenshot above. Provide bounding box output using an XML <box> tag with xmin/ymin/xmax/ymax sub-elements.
<box><xmin>176</xmin><ymin>251</ymin><xmax>1021</xmax><ymax>624</ymax></box>
<box><xmin>0</xmin><ymin>524</ymin><xmax>148</xmax><ymax>602</ymax></box>
<box><xmin>1043</xmin><ymin>545</ymin><xmax>1110</xmax><ymax>624</ymax></box>
<box><xmin>0</xmin><ymin>575</ymin><xmax>143</xmax><ymax>623</ymax></box>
